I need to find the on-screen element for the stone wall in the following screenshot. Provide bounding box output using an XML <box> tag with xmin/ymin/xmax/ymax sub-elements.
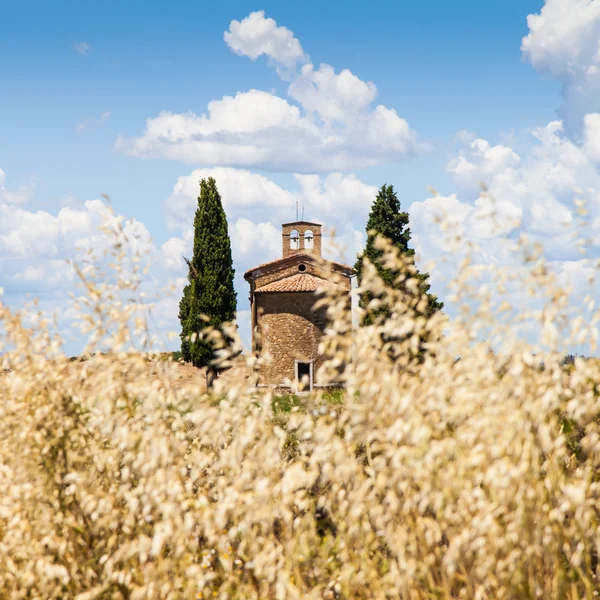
<box><xmin>255</xmin><ymin>291</ymin><xmax>329</xmax><ymax>386</ymax></box>
<box><xmin>254</xmin><ymin>256</ymin><xmax>352</xmax><ymax>290</ymax></box>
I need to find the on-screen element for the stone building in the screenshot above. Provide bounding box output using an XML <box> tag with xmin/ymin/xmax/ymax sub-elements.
<box><xmin>244</xmin><ymin>221</ymin><xmax>354</xmax><ymax>392</ymax></box>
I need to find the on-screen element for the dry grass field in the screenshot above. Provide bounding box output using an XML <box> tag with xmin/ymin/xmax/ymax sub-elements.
<box><xmin>1</xmin><ymin>353</ymin><xmax>252</xmax><ymax>396</ymax></box>
<box><xmin>2</xmin><ymin>227</ymin><xmax>600</xmax><ymax>599</ymax></box>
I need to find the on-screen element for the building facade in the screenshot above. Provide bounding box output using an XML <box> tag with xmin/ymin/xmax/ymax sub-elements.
<box><xmin>244</xmin><ymin>221</ymin><xmax>354</xmax><ymax>392</ymax></box>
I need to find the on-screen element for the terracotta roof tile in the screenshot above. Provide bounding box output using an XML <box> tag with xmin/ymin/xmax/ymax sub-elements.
<box><xmin>255</xmin><ymin>273</ymin><xmax>342</xmax><ymax>293</ymax></box>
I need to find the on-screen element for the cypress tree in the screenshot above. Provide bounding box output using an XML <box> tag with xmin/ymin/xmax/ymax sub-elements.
<box><xmin>178</xmin><ymin>177</ymin><xmax>237</xmax><ymax>383</ymax></box>
<box><xmin>354</xmin><ymin>184</ymin><xmax>443</xmax><ymax>327</ymax></box>
<box><xmin>178</xmin><ymin>280</ymin><xmax>192</xmax><ymax>362</ymax></box>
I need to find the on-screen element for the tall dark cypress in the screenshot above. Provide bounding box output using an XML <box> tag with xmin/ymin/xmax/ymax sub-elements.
<box><xmin>354</xmin><ymin>184</ymin><xmax>443</xmax><ymax>326</ymax></box>
<box><xmin>178</xmin><ymin>177</ymin><xmax>237</xmax><ymax>379</ymax></box>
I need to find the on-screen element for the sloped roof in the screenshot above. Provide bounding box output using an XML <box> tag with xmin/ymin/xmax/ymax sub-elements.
<box><xmin>244</xmin><ymin>252</ymin><xmax>354</xmax><ymax>280</ymax></box>
<box><xmin>255</xmin><ymin>272</ymin><xmax>342</xmax><ymax>293</ymax></box>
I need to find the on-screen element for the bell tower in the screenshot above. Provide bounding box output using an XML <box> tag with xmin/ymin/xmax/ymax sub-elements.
<box><xmin>281</xmin><ymin>221</ymin><xmax>322</xmax><ymax>259</ymax></box>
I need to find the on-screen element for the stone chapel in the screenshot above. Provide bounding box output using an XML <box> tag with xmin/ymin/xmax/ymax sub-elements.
<box><xmin>244</xmin><ymin>221</ymin><xmax>354</xmax><ymax>392</ymax></box>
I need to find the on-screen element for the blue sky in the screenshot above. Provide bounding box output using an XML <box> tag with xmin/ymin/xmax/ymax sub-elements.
<box><xmin>1</xmin><ymin>0</ymin><xmax>600</xmax><ymax>355</ymax></box>
<box><xmin>0</xmin><ymin>0</ymin><xmax>558</xmax><ymax>226</ymax></box>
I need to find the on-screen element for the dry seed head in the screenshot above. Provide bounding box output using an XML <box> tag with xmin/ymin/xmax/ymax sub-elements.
<box><xmin>0</xmin><ymin>206</ymin><xmax>599</xmax><ymax>599</ymax></box>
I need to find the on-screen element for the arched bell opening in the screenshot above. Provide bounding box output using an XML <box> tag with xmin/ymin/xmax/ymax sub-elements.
<box><xmin>304</xmin><ymin>229</ymin><xmax>314</xmax><ymax>250</ymax></box>
<box><xmin>290</xmin><ymin>229</ymin><xmax>300</xmax><ymax>250</ymax></box>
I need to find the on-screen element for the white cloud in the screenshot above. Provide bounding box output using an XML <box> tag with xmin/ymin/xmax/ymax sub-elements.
<box><xmin>583</xmin><ymin>112</ymin><xmax>600</xmax><ymax>162</ymax></box>
<box><xmin>0</xmin><ymin>197</ymin><xmax>155</xmax><ymax>262</ymax></box>
<box><xmin>288</xmin><ymin>63</ymin><xmax>377</xmax><ymax>123</ymax></box>
<box><xmin>230</xmin><ymin>218</ymin><xmax>280</xmax><ymax>259</ymax></box>
<box><xmin>161</xmin><ymin>234</ymin><xmax>191</xmax><ymax>272</ymax></box>
<box><xmin>164</xmin><ymin>167</ymin><xmax>296</xmax><ymax>231</ymax></box>
<box><xmin>447</xmin><ymin>138</ymin><xmax>521</xmax><ymax>189</ymax></box>
<box><xmin>0</xmin><ymin>166</ymin><xmax>316</xmax><ymax>353</ymax></box>
<box><xmin>455</xmin><ymin>129</ymin><xmax>476</xmax><ymax>144</ymax></box>
<box><xmin>0</xmin><ymin>165</ymin><xmax>371</xmax><ymax>351</ymax></box>
<box><xmin>1</xmin><ymin>208</ymin><xmax>61</xmax><ymax>256</ymax></box>
<box><xmin>164</xmin><ymin>167</ymin><xmax>377</xmax><ymax>233</ymax></box>
<box><xmin>522</xmin><ymin>0</ymin><xmax>600</xmax><ymax>78</ymax></box>
<box><xmin>117</xmin><ymin>12</ymin><xmax>418</xmax><ymax>172</ymax></box>
<box><xmin>0</xmin><ymin>169</ymin><xmax>157</xmax><ymax>264</ymax></box>
<box><xmin>320</xmin><ymin>220</ymin><xmax>365</xmax><ymax>267</ymax></box>
<box><xmin>224</xmin><ymin>10</ymin><xmax>308</xmax><ymax>76</ymax></box>
<box><xmin>0</xmin><ymin>169</ymin><xmax>36</xmax><ymax>205</ymax></box>
<box><xmin>117</xmin><ymin>90</ymin><xmax>417</xmax><ymax>172</ymax></box>
<box><xmin>410</xmin><ymin>119</ymin><xmax>600</xmax><ymax>303</ymax></box>
<box><xmin>73</xmin><ymin>42</ymin><xmax>91</xmax><ymax>56</ymax></box>
<box><xmin>115</xmin><ymin>91</ymin><xmax>320</xmax><ymax>170</ymax></box>
<box><xmin>15</xmin><ymin>264</ymin><xmax>52</xmax><ymax>283</ymax></box>
<box><xmin>76</xmin><ymin>111</ymin><xmax>111</xmax><ymax>133</ymax></box>
<box><xmin>409</xmin><ymin>194</ymin><xmax>474</xmax><ymax>289</ymax></box>
<box><xmin>0</xmin><ymin>167</ymin><xmax>185</xmax><ymax>355</ymax></box>
<box><xmin>12</xmin><ymin>260</ymin><xmax>71</xmax><ymax>288</ymax></box>
<box><xmin>522</xmin><ymin>0</ymin><xmax>600</xmax><ymax>130</ymax></box>
<box><xmin>162</xmin><ymin>167</ymin><xmax>374</xmax><ymax>273</ymax></box>
<box><xmin>294</xmin><ymin>172</ymin><xmax>377</xmax><ymax>223</ymax></box>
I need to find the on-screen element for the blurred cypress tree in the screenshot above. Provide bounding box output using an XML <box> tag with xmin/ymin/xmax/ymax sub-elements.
<box><xmin>355</xmin><ymin>183</ymin><xmax>443</xmax><ymax>328</ymax></box>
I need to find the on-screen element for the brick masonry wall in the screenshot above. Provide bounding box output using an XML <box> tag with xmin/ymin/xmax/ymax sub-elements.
<box><xmin>282</xmin><ymin>223</ymin><xmax>322</xmax><ymax>259</ymax></box>
<box><xmin>256</xmin><ymin>291</ymin><xmax>330</xmax><ymax>386</ymax></box>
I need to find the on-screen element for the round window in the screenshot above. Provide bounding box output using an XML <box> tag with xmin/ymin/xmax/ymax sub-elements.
<box><xmin>298</xmin><ymin>264</ymin><xmax>307</xmax><ymax>272</ymax></box>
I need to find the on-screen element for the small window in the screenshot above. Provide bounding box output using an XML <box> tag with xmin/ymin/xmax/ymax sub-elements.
<box><xmin>290</xmin><ymin>229</ymin><xmax>300</xmax><ymax>250</ymax></box>
<box><xmin>304</xmin><ymin>229</ymin><xmax>314</xmax><ymax>250</ymax></box>
<box><xmin>296</xmin><ymin>361</ymin><xmax>313</xmax><ymax>392</ymax></box>
<box><xmin>298</xmin><ymin>264</ymin><xmax>307</xmax><ymax>272</ymax></box>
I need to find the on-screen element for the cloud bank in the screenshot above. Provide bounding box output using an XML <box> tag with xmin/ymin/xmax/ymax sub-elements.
<box><xmin>522</xmin><ymin>0</ymin><xmax>600</xmax><ymax>132</ymax></box>
<box><xmin>116</xmin><ymin>11</ymin><xmax>418</xmax><ymax>172</ymax></box>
